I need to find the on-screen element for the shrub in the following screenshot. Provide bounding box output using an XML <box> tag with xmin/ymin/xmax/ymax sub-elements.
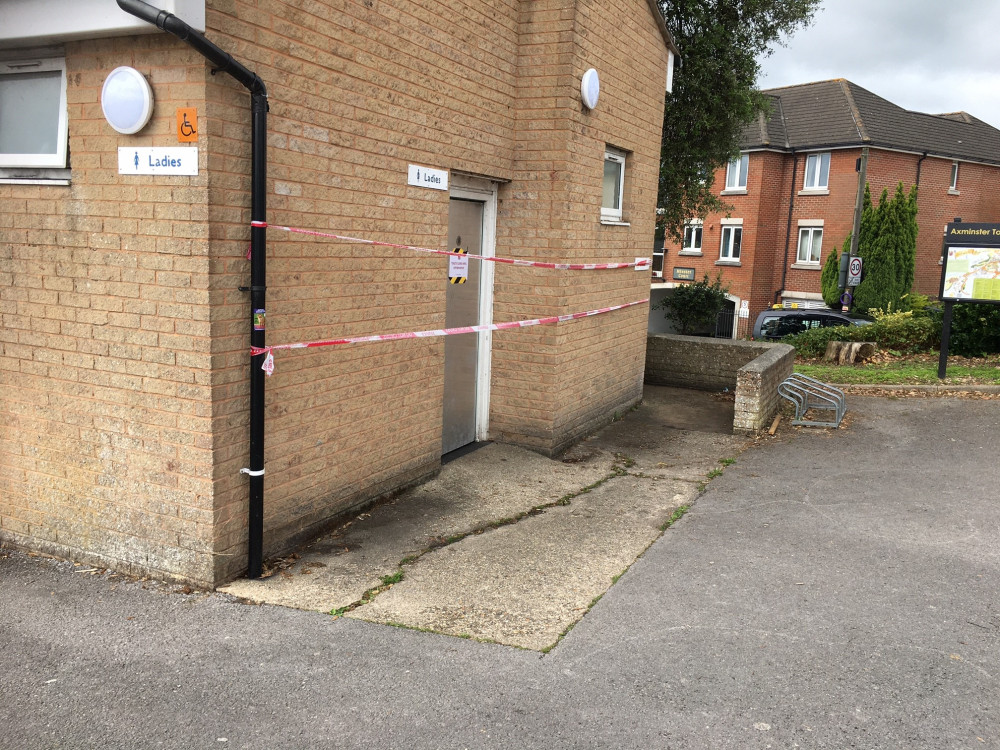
<box><xmin>929</xmin><ymin>304</ymin><xmax>1000</xmax><ymax>356</ymax></box>
<box><xmin>784</xmin><ymin>312</ymin><xmax>939</xmax><ymax>358</ymax></box>
<box><xmin>820</xmin><ymin>241</ymin><xmax>844</xmax><ymax>308</ymax></box>
<box><xmin>652</xmin><ymin>273</ymin><xmax>729</xmax><ymax>335</ymax></box>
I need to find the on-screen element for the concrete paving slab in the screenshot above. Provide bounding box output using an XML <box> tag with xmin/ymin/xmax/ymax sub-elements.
<box><xmin>220</xmin><ymin>441</ymin><xmax>619</xmax><ymax>612</ymax></box>
<box><xmin>351</xmin><ymin>475</ymin><xmax>699</xmax><ymax>650</ymax></box>
<box><xmin>221</xmin><ymin>386</ymin><xmax>750</xmax><ymax>645</ymax></box>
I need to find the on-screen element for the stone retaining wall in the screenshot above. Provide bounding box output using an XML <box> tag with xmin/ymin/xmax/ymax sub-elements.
<box><xmin>645</xmin><ymin>335</ymin><xmax>795</xmax><ymax>434</ymax></box>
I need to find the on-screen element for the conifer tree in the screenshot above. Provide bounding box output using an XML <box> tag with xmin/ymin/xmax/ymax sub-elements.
<box><xmin>821</xmin><ymin>233</ymin><xmax>846</xmax><ymax>308</ymax></box>
<box><xmin>851</xmin><ymin>184</ymin><xmax>918</xmax><ymax>314</ymax></box>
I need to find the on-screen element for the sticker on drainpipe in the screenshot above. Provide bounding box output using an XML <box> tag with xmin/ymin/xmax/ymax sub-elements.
<box><xmin>253</xmin><ymin>309</ymin><xmax>265</xmax><ymax>331</ymax></box>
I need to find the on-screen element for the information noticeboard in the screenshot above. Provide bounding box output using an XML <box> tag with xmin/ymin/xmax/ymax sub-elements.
<box><xmin>939</xmin><ymin>223</ymin><xmax>1000</xmax><ymax>302</ymax></box>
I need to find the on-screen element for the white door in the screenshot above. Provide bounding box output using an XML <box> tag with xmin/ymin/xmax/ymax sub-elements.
<box><xmin>442</xmin><ymin>178</ymin><xmax>496</xmax><ymax>454</ymax></box>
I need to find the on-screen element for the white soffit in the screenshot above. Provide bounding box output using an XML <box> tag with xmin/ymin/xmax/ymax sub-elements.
<box><xmin>0</xmin><ymin>1</ymin><xmax>206</xmax><ymax>49</ymax></box>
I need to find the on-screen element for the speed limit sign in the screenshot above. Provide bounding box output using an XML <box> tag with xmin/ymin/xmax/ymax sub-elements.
<box><xmin>847</xmin><ymin>256</ymin><xmax>863</xmax><ymax>286</ymax></box>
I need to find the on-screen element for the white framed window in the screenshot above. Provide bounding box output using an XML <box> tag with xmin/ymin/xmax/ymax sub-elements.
<box><xmin>803</xmin><ymin>152</ymin><xmax>830</xmax><ymax>190</ymax></box>
<box><xmin>720</xmin><ymin>220</ymin><xmax>742</xmax><ymax>261</ymax></box>
<box><xmin>0</xmin><ymin>57</ymin><xmax>68</xmax><ymax>168</ymax></box>
<box><xmin>602</xmin><ymin>147</ymin><xmax>626</xmax><ymax>222</ymax></box>
<box><xmin>949</xmin><ymin>162</ymin><xmax>959</xmax><ymax>193</ymax></box>
<box><xmin>796</xmin><ymin>225</ymin><xmax>823</xmax><ymax>264</ymax></box>
<box><xmin>681</xmin><ymin>220</ymin><xmax>703</xmax><ymax>253</ymax></box>
<box><xmin>725</xmin><ymin>153</ymin><xmax>748</xmax><ymax>191</ymax></box>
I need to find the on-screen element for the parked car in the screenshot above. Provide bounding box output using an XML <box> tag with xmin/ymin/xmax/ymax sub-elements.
<box><xmin>752</xmin><ymin>308</ymin><xmax>872</xmax><ymax>340</ymax></box>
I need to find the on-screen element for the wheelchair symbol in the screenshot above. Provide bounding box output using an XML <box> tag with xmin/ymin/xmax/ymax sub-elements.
<box><xmin>176</xmin><ymin>108</ymin><xmax>198</xmax><ymax>141</ymax></box>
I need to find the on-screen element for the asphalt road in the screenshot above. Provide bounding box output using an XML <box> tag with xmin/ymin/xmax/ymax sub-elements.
<box><xmin>2</xmin><ymin>396</ymin><xmax>998</xmax><ymax>749</ymax></box>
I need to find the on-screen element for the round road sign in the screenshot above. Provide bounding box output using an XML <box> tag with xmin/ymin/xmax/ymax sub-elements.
<box><xmin>849</xmin><ymin>257</ymin><xmax>863</xmax><ymax>277</ymax></box>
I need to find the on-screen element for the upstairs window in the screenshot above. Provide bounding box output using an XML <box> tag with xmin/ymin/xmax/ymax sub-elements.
<box><xmin>725</xmin><ymin>153</ymin><xmax>748</xmax><ymax>191</ymax></box>
<box><xmin>796</xmin><ymin>226</ymin><xmax>823</xmax><ymax>264</ymax></box>
<box><xmin>682</xmin><ymin>220</ymin><xmax>703</xmax><ymax>253</ymax></box>
<box><xmin>602</xmin><ymin>147</ymin><xmax>626</xmax><ymax>222</ymax></box>
<box><xmin>0</xmin><ymin>57</ymin><xmax>68</xmax><ymax>168</ymax></box>
<box><xmin>803</xmin><ymin>152</ymin><xmax>830</xmax><ymax>190</ymax></box>
<box><xmin>950</xmin><ymin>162</ymin><xmax>959</xmax><ymax>192</ymax></box>
<box><xmin>720</xmin><ymin>221</ymin><xmax>742</xmax><ymax>261</ymax></box>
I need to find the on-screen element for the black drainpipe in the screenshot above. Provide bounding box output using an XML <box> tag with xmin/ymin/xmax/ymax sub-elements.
<box><xmin>116</xmin><ymin>0</ymin><xmax>268</xmax><ymax>578</ymax></box>
<box><xmin>915</xmin><ymin>151</ymin><xmax>928</xmax><ymax>186</ymax></box>
<box><xmin>776</xmin><ymin>151</ymin><xmax>798</xmax><ymax>305</ymax></box>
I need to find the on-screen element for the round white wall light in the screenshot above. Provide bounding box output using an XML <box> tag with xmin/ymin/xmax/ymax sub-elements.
<box><xmin>101</xmin><ymin>66</ymin><xmax>154</xmax><ymax>135</ymax></box>
<box><xmin>581</xmin><ymin>68</ymin><xmax>600</xmax><ymax>110</ymax></box>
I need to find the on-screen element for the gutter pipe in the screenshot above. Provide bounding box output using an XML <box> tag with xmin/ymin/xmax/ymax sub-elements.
<box><xmin>776</xmin><ymin>151</ymin><xmax>798</xmax><ymax>305</ymax></box>
<box><xmin>116</xmin><ymin>0</ymin><xmax>268</xmax><ymax>578</ymax></box>
<box><xmin>915</xmin><ymin>151</ymin><xmax>927</xmax><ymax>185</ymax></box>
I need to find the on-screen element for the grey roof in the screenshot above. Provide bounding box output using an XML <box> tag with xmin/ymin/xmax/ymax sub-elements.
<box><xmin>741</xmin><ymin>79</ymin><xmax>1000</xmax><ymax>165</ymax></box>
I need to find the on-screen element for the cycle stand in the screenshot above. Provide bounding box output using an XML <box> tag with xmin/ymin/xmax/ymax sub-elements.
<box><xmin>778</xmin><ymin>374</ymin><xmax>846</xmax><ymax>428</ymax></box>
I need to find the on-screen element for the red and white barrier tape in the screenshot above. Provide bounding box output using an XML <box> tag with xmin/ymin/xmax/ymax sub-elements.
<box><xmin>249</xmin><ymin>221</ymin><xmax>650</xmax><ymax>271</ymax></box>
<box><xmin>251</xmin><ymin>298</ymin><xmax>649</xmax><ymax>376</ymax></box>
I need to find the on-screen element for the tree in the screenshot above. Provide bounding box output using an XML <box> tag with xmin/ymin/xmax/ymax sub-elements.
<box><xmin>820</xmin><ymin>233</ymin><xmax>845</xmax><ymax>308</ymax></box>
<box><xmin>653</xmin><ymin>273</ymin><xmax>730</xmax><ymax>335</ymax></box>
<box><xmin>850</xmin><ymin>183</ymin><xmax>919</xmax><ymax>314</ymax></box>
<box><xmin>656</xmin><ymin>0</ymin><xmax>820</xmax><ymax>239</ymax></box>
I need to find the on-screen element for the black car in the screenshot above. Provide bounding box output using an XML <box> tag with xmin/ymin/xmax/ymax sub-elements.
<box><xmin>752</xmin><ymin>308</ymin><xmax>872</xmax><ymax>340</ymax></box>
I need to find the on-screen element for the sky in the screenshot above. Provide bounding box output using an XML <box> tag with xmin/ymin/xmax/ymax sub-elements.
<box><xmin>756</xmin><ymin>0</ymin><xmax>1000</xmax><ymax>129</ymax></box>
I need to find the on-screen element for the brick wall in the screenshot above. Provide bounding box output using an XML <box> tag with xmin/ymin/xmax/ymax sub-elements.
<box><xmin>200</xmin><ymin>0</ymin><xmax>529</xmax><ymax>580</ymax></box>
<box><xmin>0</xmin><ymin>35</ymin><xmax>217</xmax><ymax>583</ymax></box>
<box><xmin>644</xmin><ymin>334</ymin><xmax>794</xmax><ymax>433</ymax></box>
<box><xmin>490</xmin><ymin>0</ymin><xmax>669</xmax><ymax>455</ymax></box>
<box><xmin>2</xmin><ymin>0</ymin><xmax>671</xmax><ymax>585</ymax></box>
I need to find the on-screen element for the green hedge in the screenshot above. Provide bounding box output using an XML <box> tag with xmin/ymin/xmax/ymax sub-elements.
<box><xmin>928</xmin><ymin>304</ymin><xmax>1000</xmax><ymax>356</ymax></box>
<box><xmin>784</xmin><ymin>314</ymin><xmax>939</xmax><ymax>358</ymax></box>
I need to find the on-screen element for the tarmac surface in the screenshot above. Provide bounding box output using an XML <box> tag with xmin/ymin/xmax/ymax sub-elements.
<box><xmin>2</xmin><ymin>389</ymin><xmax>999</xmax><ymax>749</ymax></box>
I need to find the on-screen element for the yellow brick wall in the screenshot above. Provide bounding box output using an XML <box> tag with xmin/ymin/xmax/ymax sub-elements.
<box><xmin>1</xmin><ymin>0</ymin><xmax>670</xmax><ymax>585</ymax></box>
<box><xmin>490</xmin><ymin>0</ymin><xmax>669</xmax><ymax>453</ymax></box>
<box><xmin>0</xmin><ymin>35</ymin><xmax>217</xmax><ymax>583</ymax></box>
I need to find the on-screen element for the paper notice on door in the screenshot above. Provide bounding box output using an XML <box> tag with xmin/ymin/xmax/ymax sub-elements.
<box><xmin>448</xmin><ymin>253</ymin><xmax>469</xmax><ymax>279</ymax></box>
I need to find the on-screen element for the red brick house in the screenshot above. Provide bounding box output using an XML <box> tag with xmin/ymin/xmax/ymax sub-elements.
<box><xmin>651</xmin><ymin>79</ymin><xmax>1000</xmax><ymax>334</ymax></box>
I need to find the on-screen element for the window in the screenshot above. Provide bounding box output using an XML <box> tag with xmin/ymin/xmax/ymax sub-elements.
<box><xmin>602</xmin><ymin>147</ymin><xmax>626</xmax><ymax>222</ymax></box>
<box><xmin>803</xmin><ymin>152</ymin><xmax>830</xmax><ymax>190</ymax></box>
<box><xmin>0</xmin><ymin>57</ymin><xmax>68</xmax><ymax>168</ymax></box>
<box><xmin>796</xmin><ymin>226</ymin><xmax>823</xmax><ymax>264</ymax></box>
<box><xmin>720</xmin><ymin>222</ymin><xmax>742</xmax><ymax>261</ymax></box>
<box><xmin>950</xmin><ymin>162</ymin><xmax>959</xmax><ymax>192</ymax></box>
<box><xmin>725</xmin><ymin>153</ymin><xmax>748</xmax><ymax>191</ymax></box>
<box><xmin>681</xmin><ymin>220</ymin><xmax>703</xmax><ymax>253</ymax></box>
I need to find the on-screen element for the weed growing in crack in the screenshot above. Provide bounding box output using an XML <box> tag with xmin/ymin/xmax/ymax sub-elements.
<box><xmin>706</xmin><ymin>468</ymin><xmax>724</xmax><ymax>479</ymax></box>
<box><xmin>660</xmin><ymin>504</ymin><xmax>690</xmax><ymax>531</ymax></box>
<box><xmin>615</xmin><ymin>453</ymin><xmax>637</xmax><ymax>468</ymax></box>
<box><xmin>329</xmin><ymin>569</ymin><xmax>405</xmax><ymax>617</ymax></box>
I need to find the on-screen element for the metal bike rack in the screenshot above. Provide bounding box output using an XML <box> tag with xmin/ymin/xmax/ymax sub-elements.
<box><xmin>778</xmin><ymin>374</ymin><xmax>847</xmax><ymax>428</ymax></box>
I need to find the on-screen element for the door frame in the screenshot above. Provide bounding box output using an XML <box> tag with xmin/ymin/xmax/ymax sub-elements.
<box><xmin>449</xmin><ymin>175</ymin><xmax>497</xmax><ymax>442</ymax></box>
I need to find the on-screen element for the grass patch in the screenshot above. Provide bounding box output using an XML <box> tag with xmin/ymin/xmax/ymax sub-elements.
<box><xmin>796</xmin><ymin>358</ymin><xmax>1000</xmax><ymax>385</ymax></box>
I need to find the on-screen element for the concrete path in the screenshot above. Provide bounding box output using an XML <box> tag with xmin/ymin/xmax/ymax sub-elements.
<box><xmin>222</xmin><ymin>385</ymin><xmax>751</xmax><ymax>650</ymax></box>
<box><xmin>2</xmin><ymin>394</ymin><xmax>999</xmax><ymax>749</ymax></box>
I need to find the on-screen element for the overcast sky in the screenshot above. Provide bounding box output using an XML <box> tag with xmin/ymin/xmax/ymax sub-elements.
<box><xmin>756</xmin><ymin>0</ymin><xmax>1000</xmax><ymax>129</ymax></box>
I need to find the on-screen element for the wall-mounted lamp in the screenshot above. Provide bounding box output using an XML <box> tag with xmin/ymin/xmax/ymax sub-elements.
<box><xmin>581</xmin><ymin>68</ymin><xmax>600</xmax><ymax>110</ymax></box>
<box><xmin>101</xmin><ymin>66</ymin><xmax>154</xmax><ymax>134</ymax></box>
